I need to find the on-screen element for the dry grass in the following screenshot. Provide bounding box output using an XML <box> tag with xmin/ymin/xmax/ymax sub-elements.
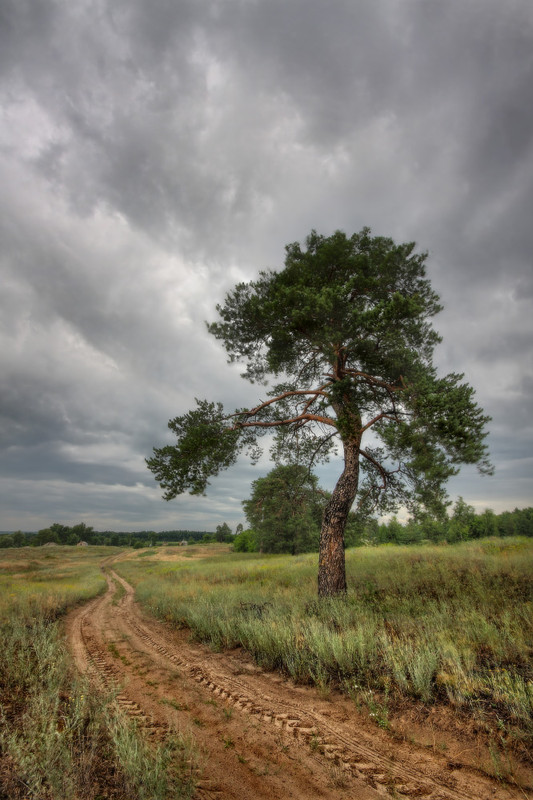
<box><xmin>115</xmin><ymin>538</ymin><xmax>533</xmax><ymax>752</ymax></box>
<box><xmin>0</xmin><ymin>546</ymin><xmax>196</xmax><ymax>800</ymax></box>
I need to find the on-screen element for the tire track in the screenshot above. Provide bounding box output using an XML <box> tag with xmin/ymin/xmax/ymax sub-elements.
<box><xmin>76</xmin><ymin>577</ymin><xmax>169</xmax><ymax>739</ymax></box>
<box><xmin>109</xmin><ymin>570</ymin><xmax>519</xmax><ymax>800</ymax></box>
<box><xmin>67</xmin><ymin>564</ymin><xmax>527</xmax><ymax>800</ymax></box>
<box><xmin>71</xmin><ymin>574</ymin><xmax>221</xmax><ymax>799</ymax></box>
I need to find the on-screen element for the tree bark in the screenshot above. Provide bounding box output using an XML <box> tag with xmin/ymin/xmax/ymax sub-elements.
<box><xmin>318</xmin><ymin>438</ymin><xmax>360</xmax><ymax>597</ymax></box>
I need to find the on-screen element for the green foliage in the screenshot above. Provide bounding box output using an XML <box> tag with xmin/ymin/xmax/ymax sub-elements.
<box><xmin>209</xmin><ymin>228</ymin><xmax>442</xmax><ymax>383</ymax></box>
<box><xmin>242</xmin><ymin>464</ymin><xmax>323</xmax><ymax>554</ymax></box>
<box><xmin>2</xmin><ymin>507</ymin><xmax>530</xmax><ymax>553</ymax></box>
<box><xmin>12</xmin><ymin>531</ymin><xmax>26</xmax><ymax>547</ymax></box>
<box><xmin>344</xmin><ymin>513</ymin><xmax>379</xmax><ymax>547</ymax></box>
<box><xmin>0</xmin><ymin>528</ymin><xmax>218</xmax><ymax>549</ymax></box>
<box><xmin>148</xmin><ymin>228</ymin><xmax>492</xmax><ymax>542</ymax></box>
<box><xmin>448</xmin><ymin>496</ymin><xmax>477</xmax><ymax>542</ymax></box>
<box><xmin>232</xmin><ymin>529</ymin><xmax>257</xmax><ymax>552</ymax></box>
<box><xmin>473</xmin><ymin>508</ymin><xmax>498</xmax><ymax>539</ymax></box>
<box><xmin>375</xmin><ymin>506</ymin><xmax>533</xmax><ymax>545</ymax></box>
<box><xmin>215</xmin><ymin>522</ymin><xmax>232</xmax><ymax>542</ymax></box>
<box><xmin>146</xmin><ymin>400</ymin><xmax>244</xmax><ymax>498</ymax></box>
<box><xmin>34</xmin><ymin>527</ymin><xmax>59</xmax><ymax>546</ymax></box>
<box><xmin>131</xmin><ymin>539</ymin><xmax>147</xmax><ymax>549</ymax></box>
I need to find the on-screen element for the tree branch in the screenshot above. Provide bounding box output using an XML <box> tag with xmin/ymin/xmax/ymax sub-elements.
<box><xmin>228</xmin><ymin>386</ymin><xmax>336</xmax><ymax>428</ymax></box>
<box><xmin>360</xmin><ymin>410</ymin><xmax>401</xmax><ymax>434</ymax></box>
<box><xmin>342</xmin><ymin>369</ymin><xmax>405</xmax><ymax>392</ymax></box>
<box><xmin>235</xmin><ymin>412</ymin><xmax>337</xmax><ymax>430</ymax></box>
<box><xmin>359</xmin><ymin>447</ymin><xmax>390</xmax><ymax>488</ymax></box>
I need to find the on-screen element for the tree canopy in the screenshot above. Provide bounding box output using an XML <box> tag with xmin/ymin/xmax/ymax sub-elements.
<box><xmin>147</xmin><ymin>228</ymin><xmax>492</xmax><ymax>595</ymax></box>
<box><xmin>243</xmin><ymin>464</ymin><xmax>323</xmax><ymax>554</ymax></box>
<box><xmin>214</xmin><ymin>522</ymin><xmax>233</xmax><ymax>542</ymax></box>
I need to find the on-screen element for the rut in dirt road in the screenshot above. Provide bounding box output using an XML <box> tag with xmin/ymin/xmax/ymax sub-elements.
<box><xmin>66</xmin><ymin>566</ymin><xmax>529</xmax><ymax>800</ymax></box>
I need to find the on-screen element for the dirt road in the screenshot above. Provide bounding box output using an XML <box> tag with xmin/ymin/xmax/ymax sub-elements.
<box><xmin>66</xmin><ymin>566</ymin><xmax>529</xmax><ymax>800</ymax></box>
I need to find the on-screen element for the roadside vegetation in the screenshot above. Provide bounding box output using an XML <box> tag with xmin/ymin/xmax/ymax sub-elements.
<box><xmin>115</xmin><ymin>537</ymin><xmax>533</xmax><ymax>764</ymax></box>
<box><xmin>0</xmin><ymin>547</ymin><xmax>196</xmax><ymax>800</ymax></box>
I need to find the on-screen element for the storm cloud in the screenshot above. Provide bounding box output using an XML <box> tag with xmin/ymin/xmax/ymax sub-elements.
<box><xmin>1</xmin><ymin>0</ymin><xmax>532</xmax><ymax>531</ymax></box>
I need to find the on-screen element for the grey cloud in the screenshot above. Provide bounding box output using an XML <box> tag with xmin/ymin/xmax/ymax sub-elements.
<box><xmin>0</xmin><ymin>442</ymin><xmax>138</xmax><ymax>485</ymax></box>
<box><xmin>0</xmin><ymin>0</ymin><xmax>531</xmax><ymax>530</ymax></box>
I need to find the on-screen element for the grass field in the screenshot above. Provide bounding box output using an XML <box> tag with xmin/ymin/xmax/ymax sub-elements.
<box><xmin>0</xmin><ymin>546</ymin><xmax>108</xmax><ymax>618</ymax></box>
<box><xmin>115</xmin><ymin>538</ymin><xmax>533</xmax><ymax>757</ymax></box>
<box><xmin>0</xmin><ymin>546</ymin><xmax>195</xmax><ymax>800</ymax></box>
<box><xmin>2</xmin><ymin>538</ymin><xmax>531</xmax><ymax>795</ymax></box>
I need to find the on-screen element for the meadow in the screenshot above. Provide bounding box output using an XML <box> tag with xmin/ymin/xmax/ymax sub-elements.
<box><xmin>115</xmin><ymin>538</ymin><xmax>533</xmax><ymax>760</ymax></box>
<box><xmin>2</xmin><ymin>538</ymin><xmax>531</xmax><ymax>796</ymax></box>
<box><xmin>0</xmin><ymin>546</ymin><xmax>195</xmax><ymax>800</ymax></box>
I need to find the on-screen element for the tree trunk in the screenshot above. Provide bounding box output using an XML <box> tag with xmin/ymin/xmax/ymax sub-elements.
<box><xmin>318</xmin><ymin>438</ymin><xmax>360</xmax><ymax>597</ymax></box>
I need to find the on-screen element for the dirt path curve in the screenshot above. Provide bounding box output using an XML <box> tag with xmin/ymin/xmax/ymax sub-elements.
<box><xmin>66</xmin><ymin>566</ymin><xmax>527</xmax><ymax>800</ymax></box>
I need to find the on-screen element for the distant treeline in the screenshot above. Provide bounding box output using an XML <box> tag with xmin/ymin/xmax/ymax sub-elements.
<box><xmin>370</xmin><ymin>503</ymin><xmax>533</xmax><ymax>546</ymax></box>
<box><xmin>234</xmin><ymin>502</ymin><xmax>533</xmax><ymax>552</ymax></box>
<box><xmin>1</xmin><ymin>505</ymin><xmax>532</xmax><ymax>550</ymax></box>
<box><xmin>0</xmin><ymin>523</ymin><xmax>215</xmax><ymax>549</ymax></box>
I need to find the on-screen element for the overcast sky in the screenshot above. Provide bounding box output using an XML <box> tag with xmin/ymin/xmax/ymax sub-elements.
<box><xmin>1</xmin><ymin>0</ymin><xmax>532</xmax><ymax>533</ymax></box>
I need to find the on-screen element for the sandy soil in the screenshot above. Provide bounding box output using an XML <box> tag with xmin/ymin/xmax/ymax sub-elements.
<box><xmin>65</xmin><ymin>563</ymin><xmax>531</xmax><ymax>800</ymax></box>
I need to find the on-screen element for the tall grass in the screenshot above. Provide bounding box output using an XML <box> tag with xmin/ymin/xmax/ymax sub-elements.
<box><xmin>0</xmin><ymin>548</ymin><xmax>107</xmax><ymax>619</ymax></box>
<box><xmin>116</xmin><ymin>539</ymin><xmax>533</xmax><ymax>741</ymax></box>
<box><xmin>0</xmin><ymin>547</ymin><xmax>196</xmax><ymax>800</ymax></box>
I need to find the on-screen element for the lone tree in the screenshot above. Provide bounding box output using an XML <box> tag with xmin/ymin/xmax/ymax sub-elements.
<box><xmin>243</xmin><ymin>464</ymin><xmax>324</xmax><ymax>555</ymax></box>
<box><xmin>147</xmin><ymin>229</ymin><xmax>492</xmax><ymax>596</ymax></box>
